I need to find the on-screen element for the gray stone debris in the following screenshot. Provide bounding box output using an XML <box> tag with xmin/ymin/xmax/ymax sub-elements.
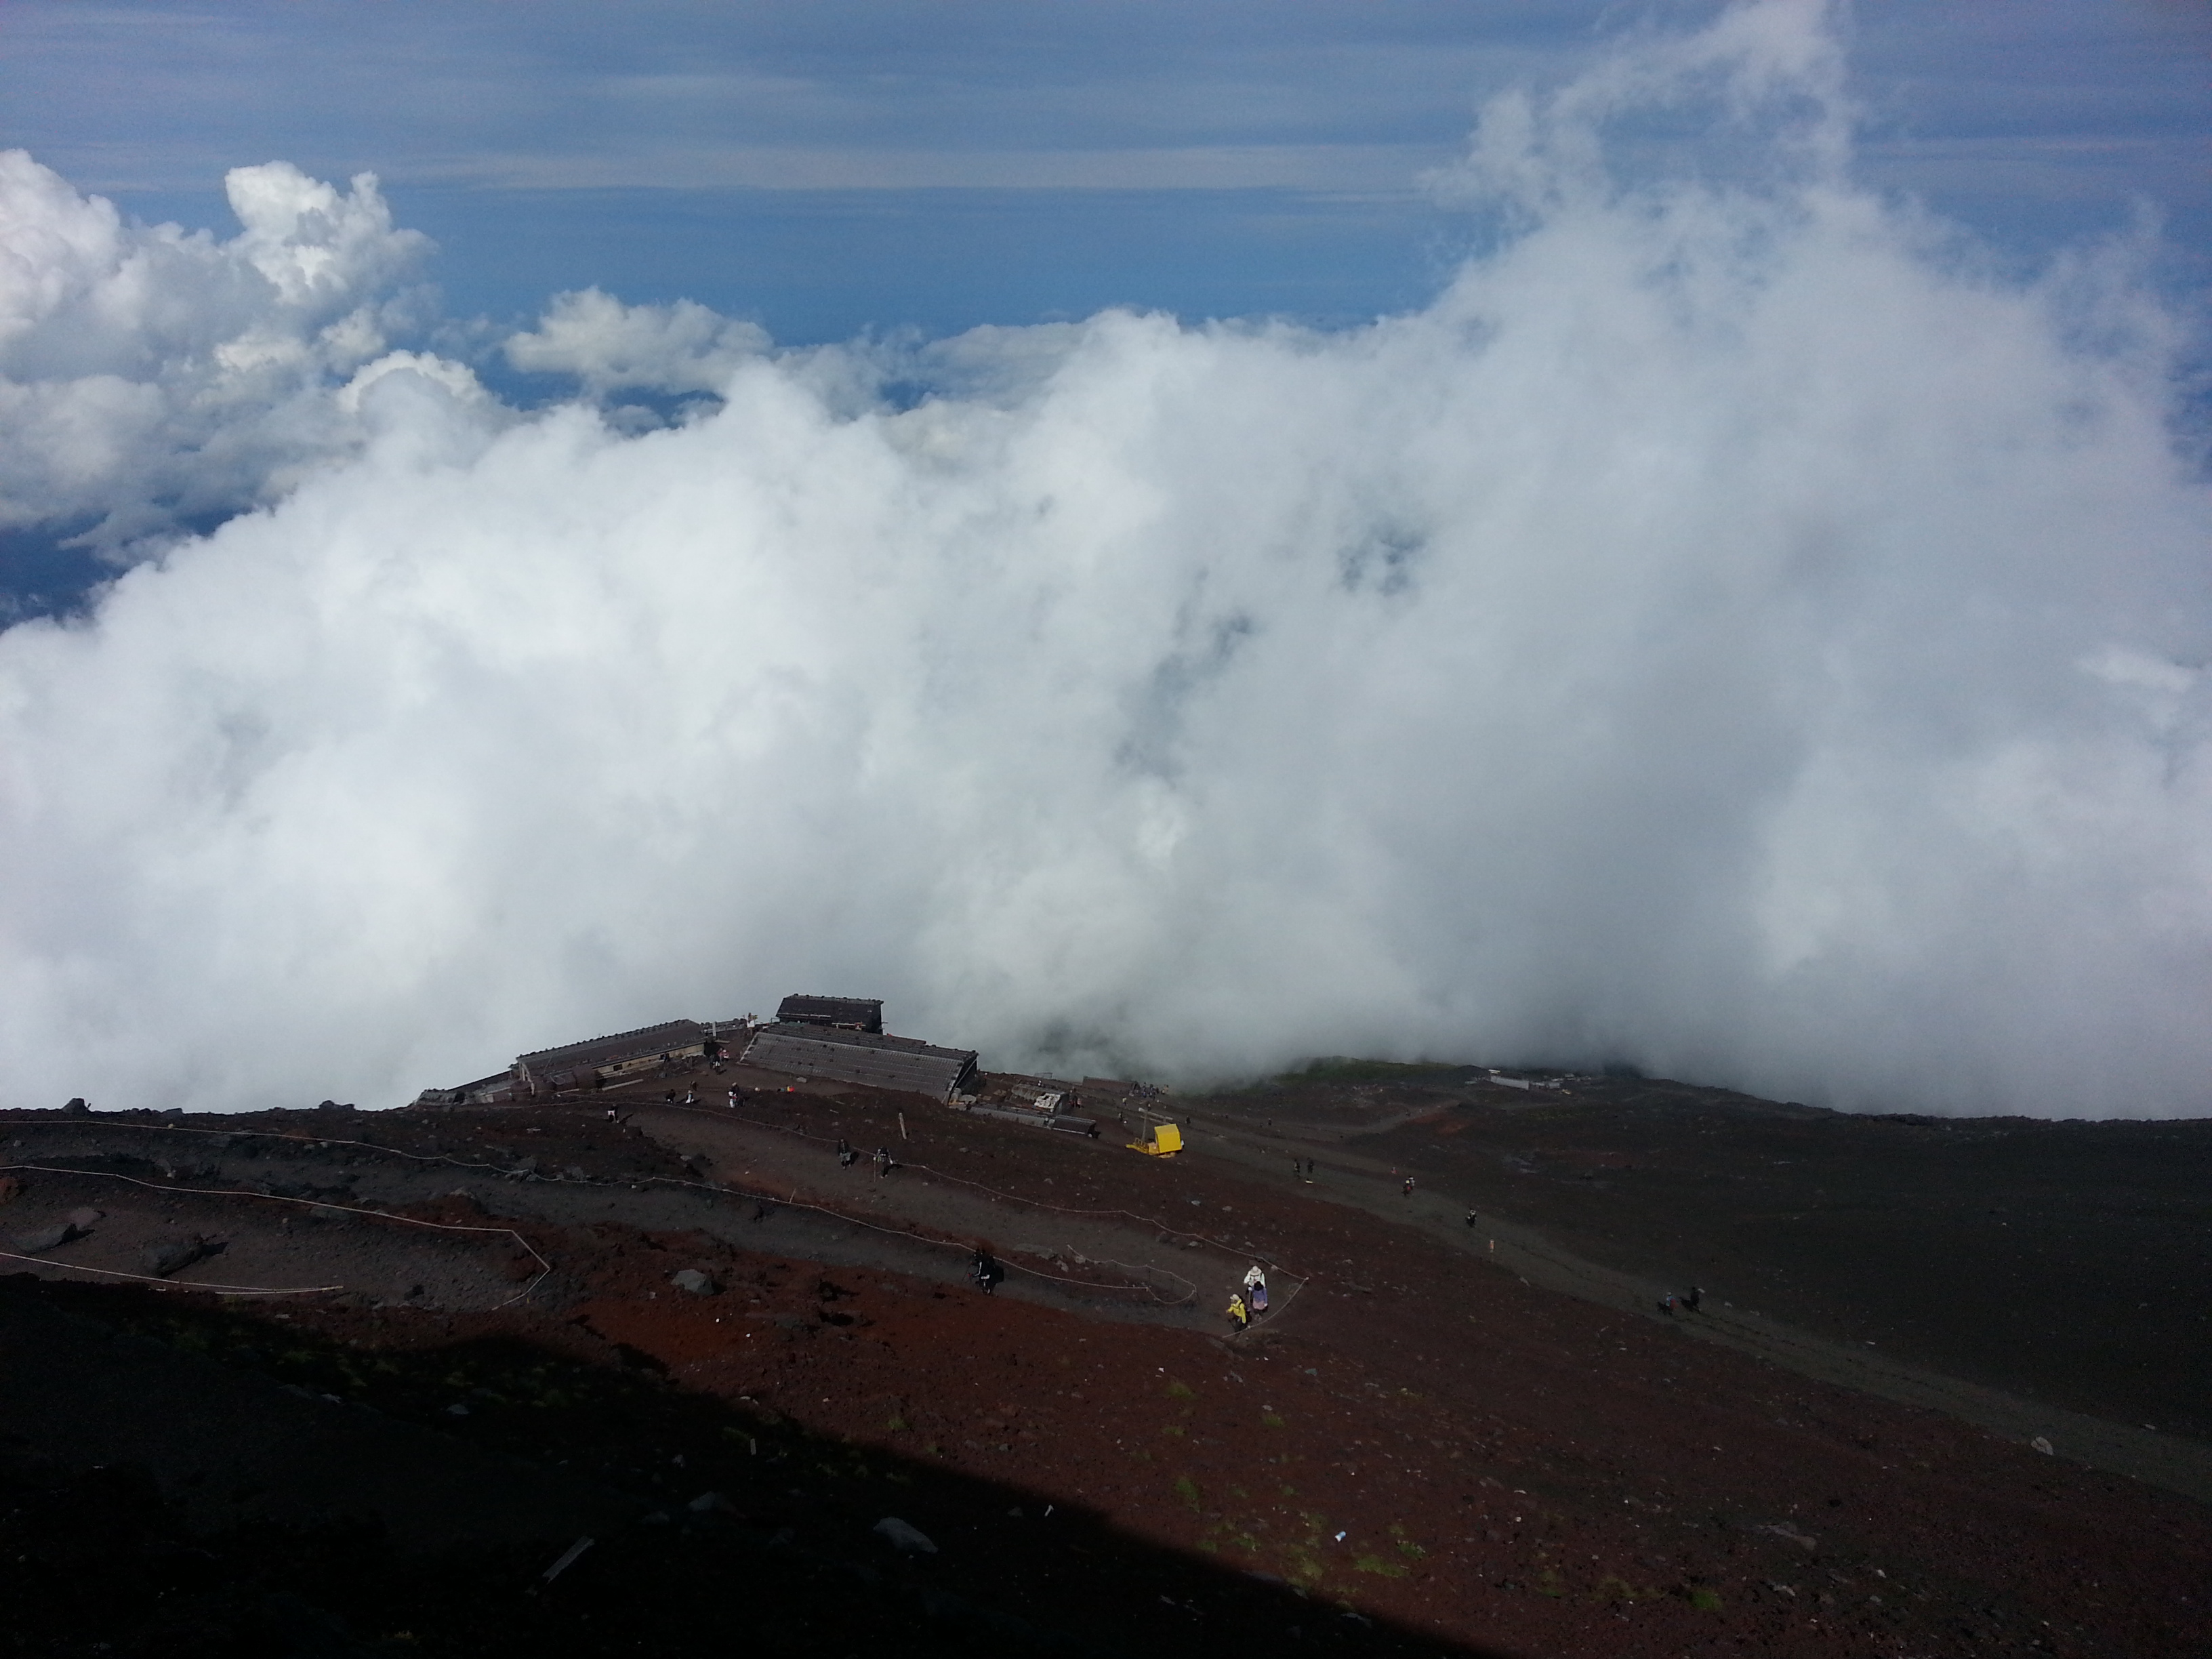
<box><xmin>872</xmin><ymin>1516</ymin><xmax>938</xmax><ymax>1554</ymax></box>
<box><xmin>670</xmin><ymin>1269</ymin><xmax>718</xmax><ymax>1296</ymax></box>
<box><xmin>14</xmin><ymin>1223</ymin><xmax>79</xmax><ymax>1254</ymax></box>
<box><xmin>144</xmin><ymin>1236</ymin><xmax>215</xmax><ymax>1277</ymax></box>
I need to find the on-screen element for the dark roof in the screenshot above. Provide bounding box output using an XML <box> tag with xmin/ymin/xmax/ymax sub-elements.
<box><xmin>741</xmin><ymin>1023</ymin><xmax>976</xmax><ymax>1100</ymax></box>
<box><xmin>775</xmin><ymin>995</ymin><xmax>884</xmax><ymax>1033</ymax></box>
<box><xmin>516</xmin><ymin>1019</ymin><xmax>707</xmax><ymax>1078</ymax></box>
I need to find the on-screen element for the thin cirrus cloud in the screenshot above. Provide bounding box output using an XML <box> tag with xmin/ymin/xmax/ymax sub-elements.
<box><xmin>1</xmin><ymin>0</ymin><xmax>2209</xmax><ymax>1121</ymax></box>
<box><xmin>0</xmin><ymin>0</ymin><xmax>1569</xmax><ymax>194</ymax></box>
<box><xmin>4</xmin><ymin>1</ymin><xmax>2205</xmax><ymax>213</ymax></box>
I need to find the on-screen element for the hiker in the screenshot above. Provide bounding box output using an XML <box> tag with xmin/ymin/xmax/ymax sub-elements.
<box><xmin>1683</xmin><ymin>1286</ymin><xmax>1702</xmax><ymax>1312</ymax></box>
<box><xmin>837</xmin><ymin>1138</ymin><xmax>855</xmax><ymax>1168</ymax></box>
<box><xmin>683</xmin><ymin>1086</ymin><xmax>698</xmax><ymax>1105</ymax></box>
<box><xmin>1305</xmin><ymin>1158</ymin><xmax>1315</xmax><ymax>1178</ymax></box>
<box><xmin>1250</xmin><ymin>1275</ymin><xmax>1269</xmax><ymax>1316</ymax></box>
<box><xmin>1403</xmin><ymin>1176</ymin><xmax>1415</xmax><ymax>1197</ymax></box>
<box><xmin>1227</xmin><ymin>1294</ymin><xmax>1250</xmax><ymax>1332</ymax></box>
<box><xmin>605</xmin><ymin>1107</ymin><xmax>619</xmax><ymax>1122</ymax></box>
<box><xmin>1290</xmin><ymin>1156</ymin><xmax>1300</xmax><ymax>1178</ymax></box>
<box><xmin>874</xmin><ymin>1146</ymin><xmax>892</xmax><ymax>1176</ymax></box>
<box><xmin>663</xmin><ymin>1088</ymin><xmax>678</xmax><ymax>1105</ymax></box>
<box><xmin>1465</xmin><ymin>1207</ymin><xmax>1479</xmax><ymax>1228</ymax></box>
<box><xmin>726</xmin><ymin>1086</ymin><xmax>739</xmax><ymax>1108</ymax></box>
<box><xmin>1657</xmin><ymin>1293</ymin><xmax>1678</xmax><ymax>1316</ymax></box>
<box><xmin>1243</xmin><ymin>1263</ymin><xmax>1266</xmax><ymax>1299</ymax></box>
<box><xmin>972</xmin><ymin>1250</ymin><xmax>1003</xmax><ymax>1294</ymax></box>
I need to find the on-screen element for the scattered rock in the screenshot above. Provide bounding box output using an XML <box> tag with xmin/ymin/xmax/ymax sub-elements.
<box><xmin>687</xmin><ymin>1490</ymin><xmax>738</xmax><ymax>1515</ymax></box>
<box><xmin>671</xmin><ymin>1269</ymin><xmax>718</xmax><ymax>1296</ymax></box>
<box><xmin>60</xmin><ymin>1098</ymin><xmax>90</xmax><ymax>1117</ymax></box>
<box><xmin>1754</xmin><ymin>1521</ymin><xmax>1818</xmax><ymax>1551</ymax></box>
<box><xmin>873</xmin><ymin>1516</ymin><xmax>938</xmax><ymax>1554</ymax></box>
<box><xmin>2031</xmin><ymin>1435</ymin><xmax>2054</xmax><ymax>1456</ymax></box>
<box><xmin>144</xmin><ymin>1236</ymin><xmax>216</xmax><ymax>1277</ymax></box>
<box><xmin>538</xmin><ymin>1536</ymin><xmax>594</xmax><ymax>1586</ymax></box>
<box><xmin>14</xmin><ymin>1223</ymin><xmax>79</xmax><ymax>1254</ymax></box>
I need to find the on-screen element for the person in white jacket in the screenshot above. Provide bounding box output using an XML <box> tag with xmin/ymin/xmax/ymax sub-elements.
<box><xmin>1242</xmin><ymin>1263</ymin><xmax>1268</xmax><ymax>1315</ymax></box>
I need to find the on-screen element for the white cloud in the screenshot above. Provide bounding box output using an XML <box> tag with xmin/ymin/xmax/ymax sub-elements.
<box><xmin>504</xmin><ymin>288</ymin><xmax>769</xmax><ymax>398</ymax></box>
<box><xmin>0</xmin><ymin>152</ymin><xmax>442</xmax><ymax>556</ymax></box>
<box><xmin>1</xmin><ymin>1</ymin><xmax>2209</xmax><ymax>1119</ymax></box>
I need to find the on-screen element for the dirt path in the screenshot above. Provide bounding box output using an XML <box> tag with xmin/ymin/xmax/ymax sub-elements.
<box><xmin>630</xmin><ymin>1101</ymin><xmax>1303</xmax><ymax>1333</ymax></box>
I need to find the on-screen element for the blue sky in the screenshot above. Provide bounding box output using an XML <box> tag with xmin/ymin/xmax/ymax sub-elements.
<box><xmin>4</xmin><ymin>0</ymin><xmax>2207</xmax><ymax>342</ymax></box>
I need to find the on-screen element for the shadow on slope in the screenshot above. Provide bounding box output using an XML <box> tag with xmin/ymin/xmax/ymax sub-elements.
<box><xmin>0</xmin><ymin>1275</ymin><xmax>1506</xmax><ymax>1659</ymax></box>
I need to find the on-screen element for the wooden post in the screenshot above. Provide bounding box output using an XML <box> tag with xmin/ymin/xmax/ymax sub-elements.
<box><xmin>898</xmin><ymin>1112</ymin><xmax>908</xmax><ymax>1141</ymax></box>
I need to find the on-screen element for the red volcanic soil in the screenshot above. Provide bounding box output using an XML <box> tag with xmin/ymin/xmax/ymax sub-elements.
<box><xmin>1</xmin><ymin>1066</ymin><xmax>2207</xmax><ymax>1658</ymax></box>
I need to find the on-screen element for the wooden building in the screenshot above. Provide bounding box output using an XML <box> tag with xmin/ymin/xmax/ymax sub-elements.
<box><xmin>512</xmin><ymin>1019</ymin><xmax>713</xmax><ymax>1096</ymax></box>
<box><xmin>739</xmin><ymin>1022</ymin><xmax>977</xmax><ymax>1101</ymax></box>
<box><xmin>773</xmin><ymin>996</ymin><xmax>884</xmax><ymax>1033</ymax></box>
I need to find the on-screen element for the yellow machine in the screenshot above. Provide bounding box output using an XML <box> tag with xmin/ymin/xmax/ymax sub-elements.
<box><xmin>1126</xmin><ymin>1121</ymin><xmax>1183</xmax><ymax>1157</ymax></box>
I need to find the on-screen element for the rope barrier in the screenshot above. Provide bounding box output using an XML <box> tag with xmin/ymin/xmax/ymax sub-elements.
<box><xmin>0</xmin><ymin>1246</ymin><xmax>341</xmax><ymax>1296</ymax></box>
<box><xmin>0</xmin><ymin>1162</ymin><xmax>553</xmax><ymax>1308</ymax></box>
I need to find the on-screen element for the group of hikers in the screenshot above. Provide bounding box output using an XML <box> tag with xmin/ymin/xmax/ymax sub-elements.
<box><xmin>835</xmin><ymin>1137</ymin><xmax>897</xmax><ymax>1176</ymax></box>
<box><xmin>662</xmin><ymin>1082</ymin><xmax>751</xmax><ymax>1109</ymax></box>
<box><xmin>1226</xmin><ymin>1262</ymin><xmax>1270</xmax><ymax>1330</ymax></box>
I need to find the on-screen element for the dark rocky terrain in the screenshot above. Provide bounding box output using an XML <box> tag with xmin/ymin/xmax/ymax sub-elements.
<box><xmin>1</xmin><ymin>1057</ymin><xmax>2206</xmax><ymax>1657</ymax></box>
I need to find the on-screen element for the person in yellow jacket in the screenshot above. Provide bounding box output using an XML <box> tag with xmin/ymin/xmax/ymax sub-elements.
<box><xmin>1227</xmin><ymin>1293</ymin><xmax>1250</xmax><ymax>1331</ymax></box>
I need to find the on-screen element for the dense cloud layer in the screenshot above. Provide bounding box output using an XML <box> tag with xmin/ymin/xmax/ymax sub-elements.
<box><xmin>2</xmin><ymin>2</ymin><xmax>2207</xmax><ymax>1116</ymax></box>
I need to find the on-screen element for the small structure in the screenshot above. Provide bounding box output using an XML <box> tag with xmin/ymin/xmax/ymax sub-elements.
<box><xmin>513</xmin><ymin>1019</ymin><xmax>718</xmax><ymax>1097</ymax></box>
<box><xmin>954</xmin><ymin>1078</ymin><xmax>1100</xmax><ymax>1138</ymax></box>
<box><xmin>740</xmin><ymin>1022</ymin><xmax>977</xmax><ymax>1101</ymax></box>
<box><xmin>775</xmin><ymin>996</ymin><xmax>884</xmax><ymax>1033</ymax></box>
<box><xmin>413</xmin><ymin>1072</ymin><xmax>520</xmax><ymax>1107</ymax></box>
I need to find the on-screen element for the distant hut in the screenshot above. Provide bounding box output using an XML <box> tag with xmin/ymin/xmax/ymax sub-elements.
<box><xmin>774</xmin><ymin>996</ymin><xmax>884</xmax><ymax>1034</ymax></box>
<box><xmin>512</xmin><ymin>1019</ymin><xmax>710</xmax><ymax>1097</ymax></box>
<box><xmin>740</xmin><ymin>1022</ymin><xmax>977</xmax><ymax>1102</ymax></box>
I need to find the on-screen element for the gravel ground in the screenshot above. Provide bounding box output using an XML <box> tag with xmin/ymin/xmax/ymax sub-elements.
<box><xmin>0</xmin><ymin>1070</ymin><xmax>2205</xmax><ymax>1658</ymax></box>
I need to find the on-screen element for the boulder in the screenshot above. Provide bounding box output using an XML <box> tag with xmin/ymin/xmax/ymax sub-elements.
<box><xmin>144</xmin><ymin>1237</ymin><xmax>214</xmax><ymax>1277</ymax></box>
<box><xmin>15</xmin><ymin>1223</ymin><xmax>78</xmax><ymax>1254</ymax></box>
<box><xmin>872</xmin><ymin>1516</ymin><xmax>938</xmax><ymax>1554</ymax></box>
<box><xmin>671</xmin><ymin>1269</ymin><xmax>718</xmax><ymax>1296</ymax></box>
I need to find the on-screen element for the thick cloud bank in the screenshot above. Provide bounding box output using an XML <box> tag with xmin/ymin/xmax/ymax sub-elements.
<box><xmin>3</xmin><ymin>2</ymin><xmax>2209</xmax><ymax>1117</ymax></box>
